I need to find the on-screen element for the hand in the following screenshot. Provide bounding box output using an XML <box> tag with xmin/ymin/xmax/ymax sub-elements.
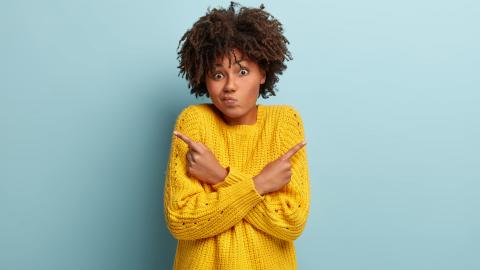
<box><xmin>174</xmin><ymin>131</ymin><xmax>228</xmax><ymax>185</ymax></box>
<box><xmin>253</xmin><ymin>141</ymin><xmax>306</xmax><ymax>195</ymax></box>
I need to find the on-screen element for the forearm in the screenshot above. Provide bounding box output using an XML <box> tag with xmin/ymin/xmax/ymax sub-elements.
<box><xmin>211</xmin><ymin>165</ymin><xmax>310</xmax><ymax>241</ymax></box>
<box><xmin>165</xmin><ymin>168</ymin><xmax>265</xmax><ymax>240</ymax></box>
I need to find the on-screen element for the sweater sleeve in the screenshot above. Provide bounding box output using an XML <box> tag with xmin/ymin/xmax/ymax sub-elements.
<box><xmin>163</xmin><ymin>105</ymin><xmax>265</xmax><ymax>241</ymax></box>
<box><xmin>211</xmin><ymin>105</ymin><xmax>311</xmax><ymax>241</ymax></box>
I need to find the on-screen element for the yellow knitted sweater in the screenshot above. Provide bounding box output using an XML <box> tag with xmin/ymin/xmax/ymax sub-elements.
<box><xmin>163</xmin><ymin>103</ymin><xmax>310</xmax><ymax>270</ymax></box>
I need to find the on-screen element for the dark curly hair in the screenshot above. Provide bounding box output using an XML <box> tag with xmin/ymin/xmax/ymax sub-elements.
<box><xmin>176</xmin><ymin>1</ymin><xmax>292</xmax><ymax>99</ymax></box>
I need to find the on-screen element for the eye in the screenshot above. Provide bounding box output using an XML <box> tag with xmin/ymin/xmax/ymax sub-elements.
<box><xmin>212</xmin><ymin>72</ymin><xmax>224</xmax><ymax>80</ymax></box>
<box><xmin>239</xmin><ymin>68</ymin><xmax>249</xmax><ymax>76</ymax></box>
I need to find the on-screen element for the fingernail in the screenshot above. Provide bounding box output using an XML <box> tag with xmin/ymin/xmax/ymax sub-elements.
<box><xmin>173</xmin><ymin>131</ymin><xmax>178</xmax><ymax>136</ymax></box>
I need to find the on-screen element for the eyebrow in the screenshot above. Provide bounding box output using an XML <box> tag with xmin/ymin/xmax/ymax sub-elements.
<box><xmin>215</xmin><ymin>58</ymin><xmax>247</xmax><ymax>67</ymax></box>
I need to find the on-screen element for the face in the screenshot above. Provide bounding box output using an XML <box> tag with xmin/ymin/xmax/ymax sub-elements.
<box><xmin>205</xmin><ymin>48</ymin><xmax>266</xmax><ymax>125</ymax></box>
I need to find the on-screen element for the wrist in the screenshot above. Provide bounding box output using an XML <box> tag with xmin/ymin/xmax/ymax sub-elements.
<box><xmin>253</xmin><ymin>175</ymin><xmax>266</xmax><ymax>195</ymax></box>
<box><xmin>215</xmin><ymin>166</ymin><xmax>229</xmax><ymax>184</ymax></box>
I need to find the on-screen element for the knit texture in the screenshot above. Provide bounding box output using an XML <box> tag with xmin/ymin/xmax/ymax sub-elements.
<box><xmin>164</xmin><ymin>103</ymin><xmax>310</xmax><ymax>270</ymax></box>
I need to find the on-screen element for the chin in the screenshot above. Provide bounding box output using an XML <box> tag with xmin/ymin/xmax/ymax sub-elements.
<box><xmin>212</xmin><ymin>100</ymin><xmax>246</xmax><ymax>118</ymax></box>
<box><xmin>220</xmin><ymin>108</ymin><xmax>241</xmax><ymax>117</ymax></box>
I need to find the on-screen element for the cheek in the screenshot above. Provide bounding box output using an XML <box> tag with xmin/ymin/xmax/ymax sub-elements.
<box><xmin>245</xmin><ymin>79</ymin><xmax>261</xmax><ymax>95</ymax></box>
<box><xmin>206</xmin><ymin>81</ymin><xmax>221</xmax><ymax>96</ymax></box>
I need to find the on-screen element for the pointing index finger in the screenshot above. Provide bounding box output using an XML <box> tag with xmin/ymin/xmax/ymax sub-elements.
<box><xmin>173</xmin><ymin>131</ymin><xmax>193</xmax><ymax>147</ymax></box>
<box><xmin>174</xmin><ymin>131</ymin><xmax>203</xmax><ymax>152</ymax></box>
<box><xmin>281</xmin><ymin>141</ymin><xmax>307</xmax><ymax>161</ymax></box>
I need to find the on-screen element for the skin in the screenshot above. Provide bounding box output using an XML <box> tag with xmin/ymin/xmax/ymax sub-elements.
<box><xmin>204</xmin><ymin>48</ymin><xmax>266</xmax><ymax>126</ymax></box>
<box><xmin>173</xmin><ymin>48</ymin><xmax>306</xmax><ymax>195</ymax></box>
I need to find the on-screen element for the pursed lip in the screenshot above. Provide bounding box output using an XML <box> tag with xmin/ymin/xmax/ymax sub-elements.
<box><xmin>222</xmin><ymin>97</ymin><xmax>238</xmax><ymax>101</ymax></box>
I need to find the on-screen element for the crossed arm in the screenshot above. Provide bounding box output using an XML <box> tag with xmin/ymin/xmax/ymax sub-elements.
<box><xmin>173</xmin><ymin>130</ymin><xmax>305</xmax><ymax>195</ymax></box>
<box><xmin>163</xmin><ymin>106</ymin><xmax>310</xmax><ymax>241</ymax></box>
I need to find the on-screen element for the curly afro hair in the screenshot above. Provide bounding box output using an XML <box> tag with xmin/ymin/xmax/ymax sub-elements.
<box><xmin>176</xmin><ymin>1</ymin><xmax>293</xmax><ymax>99</ymax></box>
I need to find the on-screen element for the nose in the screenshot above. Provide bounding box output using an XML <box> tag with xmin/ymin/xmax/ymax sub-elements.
<box><xmin>223</xmin><ymin>75</ymin><xmax>236</xmax><ymax>93</ymax></box>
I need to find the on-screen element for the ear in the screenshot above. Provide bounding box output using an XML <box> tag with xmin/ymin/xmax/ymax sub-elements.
<box><xmin>260</xmin><ymin>70</ymin><xmax>266</xmax><ymax>85</ymax></box>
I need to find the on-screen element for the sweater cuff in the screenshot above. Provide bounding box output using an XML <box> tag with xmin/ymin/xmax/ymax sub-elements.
<box><xmin>212</xmin><ymin>166</ymin><xmax>262</xmax><ymax>196</ymax></box>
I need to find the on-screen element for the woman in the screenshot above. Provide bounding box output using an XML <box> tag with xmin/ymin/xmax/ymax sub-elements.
<box><xmin>163</xmin><ymin>2</ymin><xmax>310</xmax><ymax>269</ymax></box>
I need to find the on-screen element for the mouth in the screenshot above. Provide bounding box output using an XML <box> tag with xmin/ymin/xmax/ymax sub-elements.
<box><xmin>222</xmin><ymin>97</ymin><xmax>238</xmax><ymax>105</ymax></box>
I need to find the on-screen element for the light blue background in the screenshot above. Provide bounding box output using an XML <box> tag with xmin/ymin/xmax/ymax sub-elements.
<box><xmin>1</xmin><ymin>0</ymin><xmax>479</xmax><ymax>269</ymax></box>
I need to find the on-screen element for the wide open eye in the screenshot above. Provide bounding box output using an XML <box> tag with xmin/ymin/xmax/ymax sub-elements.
<box><xmin>239</xmin><ymin>68</ymin><xmax>249</xmax><ymax>76</ymax></box>
<box><xmin>213</xmin><ymin>72</ymin><xmax>224</xmax><ymax>80</ymax></box>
